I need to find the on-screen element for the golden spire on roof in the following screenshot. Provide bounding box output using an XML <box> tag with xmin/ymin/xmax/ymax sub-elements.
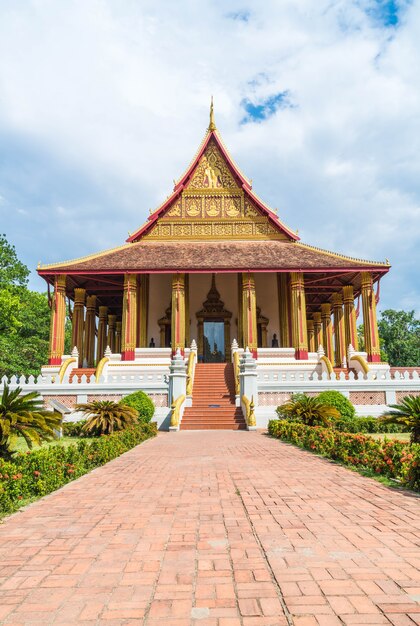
<box><xmin>208</xmin><ymin>96</ymin><xmax>216</xmax><ymax>132</ymax></box>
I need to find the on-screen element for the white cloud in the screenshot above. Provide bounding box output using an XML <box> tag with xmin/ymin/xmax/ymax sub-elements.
<box><xmin>0</xmin><ymin>0</ymin><xmax>418</xmax><ymax>312</ymax></box>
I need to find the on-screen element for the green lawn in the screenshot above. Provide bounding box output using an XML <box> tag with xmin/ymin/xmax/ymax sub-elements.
<box><xmin>370</xmin><ymin>432</ymin><xmax>411</xmax><ymax>442</ymax></box>
<box><xmin>12</xmin><ymin>435</ymin><xmax>94</xmax><ymax>453</ymax></box>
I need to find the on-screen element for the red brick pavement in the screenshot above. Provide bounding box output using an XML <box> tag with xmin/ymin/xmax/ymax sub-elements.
<box><xmin>0</xmin><ymin>431</ymin><xmax>419</xmax><ymax>625</ymax></box>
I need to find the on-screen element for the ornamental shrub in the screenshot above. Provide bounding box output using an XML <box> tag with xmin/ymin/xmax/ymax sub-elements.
<box><xmin>120</xmin><ymin>391</ymin><xmax>155</xmax><ymax>423</ymax></box>
<box><xmin>316</xmin><ymin>390</ymin><xmax>356</xmax><ymax>420</ymax></box>
<box><xmin>0</xmin><ymin>422</ymin><xmax>157</xmax><ymax>516</ymax></box>
<box><xmin>268</xmin><ymin>419</ymin><xmax>420</xmax><ymax>492</ymax></box>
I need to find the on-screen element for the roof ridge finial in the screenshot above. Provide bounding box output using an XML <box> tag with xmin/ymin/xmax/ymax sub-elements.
<box><xmin>208</xmin><ymin>95</ymin><xmax>216</xmax><ymax>132</ymax></box>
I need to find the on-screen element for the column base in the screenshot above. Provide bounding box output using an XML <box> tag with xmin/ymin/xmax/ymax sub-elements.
<box><xmin>48</xmin><ymin>357</ymin><xmax>62</xmax><ymax>365</ymax></box>
<box><xmin>122</xmin><ymin>350</ymin><xmax>135</xmax><ymax>361</ymax></box>
<box><xmin>172</xmin><ymin>348</ymin><xmax>185</xmax><ymax>357</ymax></box>
<box><xmin>250</xmin><ymin>349</ymin><xmax>258</xmax><ymax>359</ymax></box>
<box><xmin>295</xmin><ymin>349</ymin><xmax>308</xmax><ymax>360</ymax></box>
<box><xmin>367</xmin><ymin>354</ymin><xmax>381</xmax><ymax>363</ymax></box>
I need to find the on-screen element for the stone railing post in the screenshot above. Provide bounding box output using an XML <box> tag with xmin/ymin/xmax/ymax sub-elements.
<box><xmin>169</xmin><ymin>348</ymin><xmax>187</xmax><ymax>431</ymax></box>
<box><xmin>240</xmin><ymin>347</ymin><xmax>258</xmax><ymax>427</ymax></box>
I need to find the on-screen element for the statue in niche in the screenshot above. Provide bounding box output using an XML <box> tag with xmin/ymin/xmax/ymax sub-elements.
<box><xmin>203</xmin><ymin>156</ymin><xmax>222</xmax><ymax>188</ymax></box>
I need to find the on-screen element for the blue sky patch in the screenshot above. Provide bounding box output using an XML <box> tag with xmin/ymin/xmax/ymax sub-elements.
<box><xmin>241</xmin><ymin>91</ymin><xmax>294</xmax><ymax>124</ymax></box>
<box><xmin>364</xmin><ymin>0</ymin><xmax>403</xmax><ymax>27</ymax></box>
<box><xmin>226</xmin><ymin>10</ymin><xmax>250</xmax><ymax>22</ymax></box>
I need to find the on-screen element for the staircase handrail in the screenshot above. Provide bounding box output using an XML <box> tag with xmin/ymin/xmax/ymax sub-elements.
<box><xmin>241</xmin><ymin>394</ymin><xmax>256</xmax><ymax>428</ymax></box>
<box><xmin>95</xmin><ymin>357</ymin><xmax>110</xmax><ymax>383</ymax></box>
<box><xmin>349</xmin><ymin>354</ymin><xmax>370</xmax><ymax>375</ymax></box>
<box><xmin>233</xmin><ymin>351</ymin><xmax>240</xmax><ymax>395</ymax></box>
<box><xmin>170</xmin><ymin>394</ymin><xmax>186</xmax><ymax>428</ymax></box>
<box><xmin>186</xmin><ymin>351</ymin><xmax>196</xmax><ymax>396</ymax></box>
<box><xmin>58</xmin><ymin>357</ymin><xmax>77</xmax><ymax>384</ymax></box>
<box><xmin>319</xmin><ymin>355</ymin><xmax>334</xmax><ymax>378</ymax></box>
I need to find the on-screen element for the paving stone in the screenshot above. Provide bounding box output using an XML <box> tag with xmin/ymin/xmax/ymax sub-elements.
<box><xmin>0</xmin><ymin>430</ymin><xmax>418</xmax><ymax>625</ymax></box>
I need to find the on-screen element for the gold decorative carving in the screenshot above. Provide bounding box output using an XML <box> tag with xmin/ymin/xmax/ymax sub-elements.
<box><xmin>205</xmin><ymin>197</ymin><xmax>221</xmax><ymax>217</ymax></box>
<box><xmin>144</xmin><ymin>220</ymin><xmax>286</xmax><ymax>241</ymax></box>
<box><xmin>225</xmin><ymin>198</ymin><xmax>240</xmax><ymax>217</ymax></box>
<box><xmin>188</xmin><ymin>140</ymin><xmax>238</xmax><ymax>190</ymax></box>
<box><xmin>186</xmin><ymin>201</ymin><xmax>200</xmax><ymax>217</ymax></box>
<box><xmin>167</xmin><ymin>199</ymin><xmax>181</xmax><ymax>217</ymax></box>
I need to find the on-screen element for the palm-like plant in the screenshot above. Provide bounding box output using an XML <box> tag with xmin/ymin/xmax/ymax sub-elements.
<box><xmin>0</xmin><ymin>385</ymin><xmax>62</xmax><ymax>459</ymax></box>
<box><xmin>379</xmin><ymin>395</ymin><xmax>420</xmax><ymax>444</ymax></box>
<box><xmin>279</xmin><ymin>394</ymin><xmax>340</xmax><ymax>427</ymax></box>
<box><xmin>76</xmin><ymin>400</ymin><xmax>138</xmax><ymax>436</ymax></box>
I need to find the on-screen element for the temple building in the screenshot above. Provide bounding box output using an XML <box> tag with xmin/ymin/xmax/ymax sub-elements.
<box><xmin>38</xmin><ymin>103</ymin><xmax>390</xmax><ymax>376</ymax></box>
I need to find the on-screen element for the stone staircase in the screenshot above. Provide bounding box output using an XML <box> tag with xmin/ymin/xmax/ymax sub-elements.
<box><xmin>180</xmin><ymin>363</ymin><xmax>247</xmax><ymax>430</ymax></box>
<box><xmin>333</xmin><ymin>367</ymin><xmax>357</xmax><ymax>380</ymax></box>
<box><xmin>69</xmin><ymin>368</ymin><xmax>96</xmax><ymax>383</ymax></box>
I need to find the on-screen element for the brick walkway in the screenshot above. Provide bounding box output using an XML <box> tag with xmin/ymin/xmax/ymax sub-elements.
<box><xmin>0</xmin><ymin>432</ymin><xmax>419</xmax><ymax>626</ymax></box>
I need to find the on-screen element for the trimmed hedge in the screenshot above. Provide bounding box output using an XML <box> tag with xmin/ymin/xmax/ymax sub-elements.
<box><xmin>333</xmin><ymin>416</ymin><xmax>408</xmax><ymax>434</ymax></box>
<box><xmin>268</xmin><ymin>420</ymin><xmax>420</xmax><ymax>492</ymax></box>
<box><xmin>316</xmin><ymin>390</ymin><xmax>356</xmax><ymax>420</ymax></box>
<box><xmin>0</xmin><ymin>422</ymin><xmax>157</xmax><ymax>516</ymax></box>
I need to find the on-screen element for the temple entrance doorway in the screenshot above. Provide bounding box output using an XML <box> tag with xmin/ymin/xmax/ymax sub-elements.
<box><xmin>196</xmin><ymin>274</ymin><xmax>232</xmax><ymax>363</ymax></box>
<box><xmin>203</xmin><ymin>320</ymin><xmax>225</xmax><ymax>363</ymax></box>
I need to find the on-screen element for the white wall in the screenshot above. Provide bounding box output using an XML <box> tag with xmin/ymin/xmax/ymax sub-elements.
<box><xmin>148</xmin><ymin>273</ymin><xmax>172</xmax><ymax>347</ymax></box>
<box><xmin>255</xmin><ymin>273</ymin><xmax>279</xmax><ymax>347</ymax></box>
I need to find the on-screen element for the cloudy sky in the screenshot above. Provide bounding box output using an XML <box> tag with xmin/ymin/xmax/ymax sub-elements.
<box><xmin>0</xmin><ymin>0</ymin><xmax>419</xmax><ymax>314</ymax></box>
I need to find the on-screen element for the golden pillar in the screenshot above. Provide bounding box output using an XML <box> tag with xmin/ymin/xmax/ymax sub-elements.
<box><xmin>321</xmin><ymin>303</ymin><xmax>334</xmax><ymax>363</ymax></box>
<box><xmin>107</xmin><ymin>314</ymin><xmax>117</xmax><ymax>353</ymax></box>
<box><xmin>84</xmin><ymin>295</ymin><xmax>97</xmax><ymax>368</ymax></box>
<box><xmin>343</xmin><ymin>285</ymin><xmax>359</xmax><ymax>354</ymax></box>
<box><xmin>96</xmin><ymin>306</ymin><xmax>108</xmax><ymax>362</ymax></box>
<box><xmin>115</xmin><ymin>320</ymin><xmax>122</xmax><ymax>354</ymax></box>
<box><xmin>332</xmin><ymin>293</ymin><xmax>345</xmax><ymax>367</ymax></box>
<box><xmin>313</xmin><ymin>312</ymin><xmax>322</xmax><ymax>351</ymax></box>
<box><xmin>237</xmin><ymin>274</ymin><xmax>243</xmax><ymax>347</ymax></box>
<box><xmin>361</xmin><ymin>272</ymin><xmax>381</xmax><ymax>362</ymax></box>
<box><xmin>290</xmin><ymin>272</ymin><xmax>308</xmax><ymax>359</ymax></box>
<box><xmin>307</xmin><ymin>320</ymin><xmax>315</xmax><ymax>353</ymax></box>
<box><xmin>277</xmin><ymin>273</ymin><xmax>291</xmax><ymax>347</ymax></box>
<box><xmin>171</xmin><ymin>273</ymin><xmax>186</xmax><ymax>354</ymax></box>
<box><xmin>137</xmin><ymin>274</ymin><xmax>149</xmax><ymax>348</ymax></box>
<box><xmin>48</xmin><ymin>274</ymin><xmax>67</xmax><ymax>365</ymax></box>
<box><xmin>122</xmin><ymin>274</ymin><xmax>137</xmax><ymax>360</ymax></box>
<box><xmin>241</xmin><ymin>272</ymin><xmax>258</xmax><ymax>357</ymax></box>
<box><xmin>185</xmin><ymin>274</ymin><xmax>190</xmax><ymax>347</ymax></box>
<box><xmin>71</xmin><ymin>288</ymin><xmax>85</xmax><ymax>366</ymax></box>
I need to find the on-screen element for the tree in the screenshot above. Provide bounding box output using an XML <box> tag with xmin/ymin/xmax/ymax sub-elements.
<box><xmin>76</xmin><ymin>401</ymin><xmax>138</xmax><ymax>435</ymax></box>
<box><xmin>379</xmin><ymin>395</ymin><xmax>420</xmax><ymax>444</ymax></box>
<box><xmin>0</xmin><ymin>234</ymin><xmax>72</xmax><ymax>378</ymax></box>
<box><xmin>378</xmin><ymin>310</ymin><xmax>420</xmax><ymax>367</ymax></box>
<box><xmin>0</xmin><ymin>384</ymin><xmax>62</xmax><ymax>459</ymax></box>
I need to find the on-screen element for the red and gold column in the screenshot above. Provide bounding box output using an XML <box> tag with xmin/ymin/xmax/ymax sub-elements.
<box><xmin>343</xmin><ymin>285</ymin><xmax>359</xmax><ymax>354</ymax></box>
<box><xmin>71</xmin><ymin>288</ymin><xmax>85</xmax><ymax>366</ymax></box>
<box><xmin>321</xmin><ymin>303</ymin><xmax>334</xmax><ymax>362</ymax></box>
<box><xmin>332</xmin><ymin>293</ymin><xmax>345</xmax><ymax>367</ymax></box>
<box><xmin>290</xmin><ymin>272</ymin><xmax>308</xmax><ymax>360</ymax></box>
<box><xmin>185</xmin><ymin>274</ymin><xmax>190</xmax><ymax>347</ymax></box>
<box><xmin>237</xmin><ymin>274</ymin><xmax>243</xmax><ymax>347</ymax></box>
<box><xmin>277</xmin><ymin>273</ymin><xmax>291</xmax><ymax>347</ymax></box>
<box><xmin>84</xmin><ymin>295</ymin><xmax>97</xmax><ymax>368</ymax></box>
<box><xmin>136</xmin><ymin>274</ymin><xmax>149</xmax><ymax>348</ymax></box>
<box><xmin>48</xmin><ymin>274</ymin><xmax>67</xmax><ymax>365</ymax></box>
<box><xmin>122</xmin><ymin>274</ymin><xmax>137</xmax><ymax>361</ymax></box>
<box><xmin>361</xmin><ymin>272</ymin><xmax>381</xmax><ymax>362</ymax></box>
<box><xmin>96</xmin><ymin>306</ymin><xmax>108</xmax><ymax>362</ymax></box>
<box><xmin>307</xmin><ymin>320</ymin><xmax>315</xmax><ymax>353</ymax></box>
<box><xmin>313</xmin><ymin>312</ymin><xmax>322</xmax><ymax>351</ymax></box>
<box><xmin>115</xmin><ymin>320</ymin><xmax>122</xmax><ymax>354</ymax></box>
<box><xmin>171</xmin><ymin>273</ymin><xmax>186</xmax><ymax>355</ymax></box>
<box><xmin>107</xmin><ymin>314</ymin><xmax>117</xmax><ymax>353</ymax></box>
<box><xmin>241</xmin><ymin>272</ymin><xmax>258</xmax><ymax>357</ymax></box>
